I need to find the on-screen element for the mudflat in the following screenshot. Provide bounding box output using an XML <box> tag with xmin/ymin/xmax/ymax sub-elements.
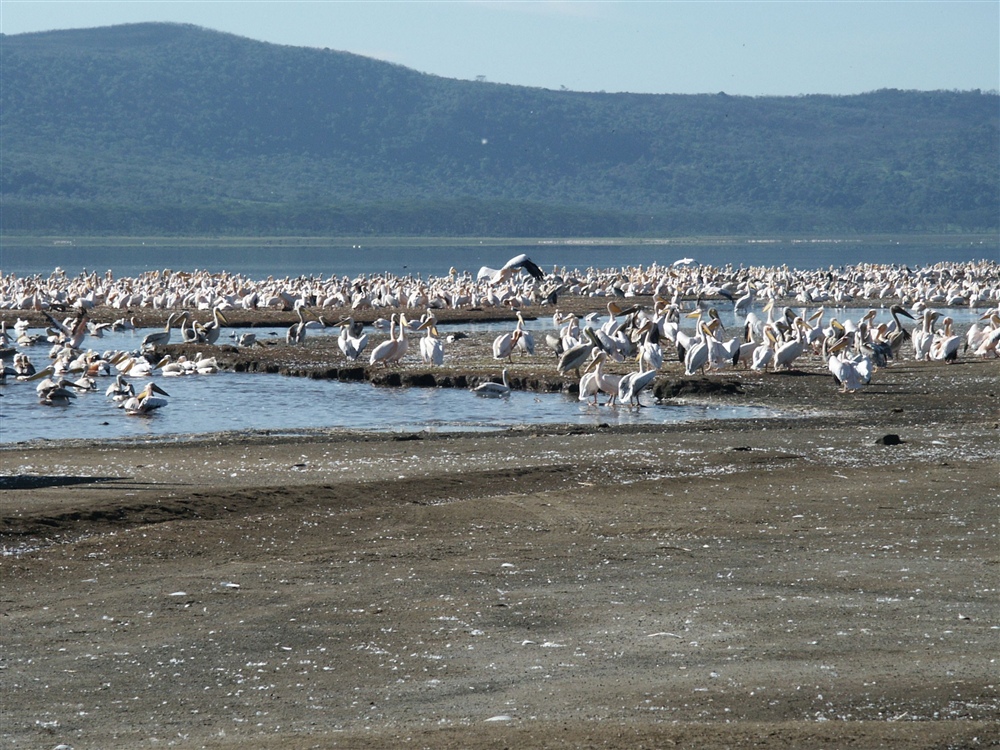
<box><xmin>2</xmin><ymin>348</ymin><xmax>998</xmax><ymax>748</ymax></box>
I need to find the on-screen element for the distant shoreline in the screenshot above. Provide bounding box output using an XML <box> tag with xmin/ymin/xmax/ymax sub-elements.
<box><xmin>2</xmin><ymin>232</ymin><xmax>997</xmax><ymax>250</ymax></box>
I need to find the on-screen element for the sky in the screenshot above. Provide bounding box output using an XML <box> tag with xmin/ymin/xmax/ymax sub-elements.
<box><xmin>1</xmin><ymin>1</ymin><xmax>997</xmax><ymax>96</ymax></box>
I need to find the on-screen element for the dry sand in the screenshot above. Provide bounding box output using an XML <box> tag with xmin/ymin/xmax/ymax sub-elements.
<box><xmin>1</xmin><ymin>307</ymin><xmax>999</xmax><ymax>749</ymax></box>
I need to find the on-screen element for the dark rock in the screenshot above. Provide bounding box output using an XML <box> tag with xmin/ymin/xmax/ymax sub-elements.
<box><xmin>875</xmin><ymin>434</ymin><xmax>904</xmax><ymax>446</ymax></box>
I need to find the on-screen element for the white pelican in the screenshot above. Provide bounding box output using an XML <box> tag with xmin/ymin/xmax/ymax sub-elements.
<box><xmin>194</xmin><ymin>353</ymin><xmax>219</xmax><ymax>374</ymax></box>
<box><xmin>38</xmin><ymin>381</ymin><xmax>78</xmax><ymax>406</ymax></box>
<box><xmin>142</xmin><ymin>312</ymin><xmax>183</xmax><ymax>349</ymax></box>
<box><xmin>750</xmin><ymin>327</ymin><xmax>778</xmax><ymax>371</ymax></box>
<box><xmin>337</xmin><ymin>317</ymin><xmax>369</xmax><ymax>361</ymax></box>
<box><xmin>472</xmin><ymin>369</ymin><xmax>511</xmax><ymax>398</ymax></box>
<box><xmin>618</xmin><ymin>360</ymin><xmax>658</xmax><ymax>407</ymax></box>
<box><xmin>477</xmin><ymin>254</ymin><xmax>545</xmax><ymax>286</ymax></box>
<box><xmin>106</xmin><ymin>373</ymin><xmax>135</xmax><ymax>403</ymax></box>
<box><xmin>683</xmin><ymin>323</ymin><xmax>711</xmax><ymax>376</ymax></box>
<box><xmin>120</xmin><ymin>354</ymin><xmax>167</xmax><ymax>377</ymax></box>
<box><xmin>583</xmin><ymin>350</ymin><xmax>623</xmax><ymax>405</ymax></box>
<box><xmin>514</xmin><ymin>311</ymin><xmax>535</xmax><ymax>355</ymax></box>
<box><xmin>929</xmin><ymin>316</ymin><xmax>961</xmax><ymax>363</ymax></box>
<box><xmin>911</xmin><ymin>309</ymin><xmax>938</xmax><ymax>361</ymax></box>
<box><xmin>733</xmin><ymin>283</ymin><xmax>756</xmax><ymax>317</ymax></box>
<box><xmin>157</xmin><ymin>355</ymin><xmax>188</xmax><ymax>377</ymax></box>
<box><xmin>558</xmin><ymin>341</ymin><xmax>594</xmax><ymax>378</ymax></box>
<box><xmin>287</xmin><ymin>307</ymin><xmax>316</xmax><ymax>345</ymax></box>
<box><xmin>827</xmin><ymin>338</ymin><xmax>871</xmax><ymax>393</ymax></box>
<box><xmin>121</xmin><ymin>381</ymin><xmax>170</xmax><ymax>415</ymax></box>
<box><xmin>773</xmin><ymin>318</ymin><xmax>808</xmax><ymax>370</ymax></box>
<box><xmin>492</xmin><ymin>328</ymin><xmax>522</xmax><ymax>362</ymax></box>
<box><xmin>369</xmin><ymin>313</ymin><xmax>408</xmax><ymax>366</ymax></box>
<box><xmin>578</xmin><ymin>352</ymin><xmax>600</xmax><ymax>405</ymax></box>
<box><xmin>418</xmin><ymin>319</ymin><xmax>444</xmax><ymax>365</ymax></box>
<box><xmin>199</xmin><ymin>308</ymin><xmax>228</xmax><ymax>344</ymax></box>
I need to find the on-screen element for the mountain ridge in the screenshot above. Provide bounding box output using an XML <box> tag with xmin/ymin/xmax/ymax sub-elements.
<box><xmin>2</xmin><ymin>22</ymin><xmax>997</xmax><ymax>236</ymax></box>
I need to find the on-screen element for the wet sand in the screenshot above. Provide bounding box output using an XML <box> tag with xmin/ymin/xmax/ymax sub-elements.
<box><xmin>1</xmin><ymin>306</ymin><xmax>999</xmax><ymax>749</ymax></box>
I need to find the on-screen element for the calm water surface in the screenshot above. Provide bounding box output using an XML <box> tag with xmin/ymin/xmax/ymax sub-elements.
<box><xmin>0</xmin><ymin>370</ymin><xmax>778</xmax><ymax>444</ymax></box>
<box><xmin>4</xmin><ymin>238</ymin><xmax>996</xmax><ymax>279</ymax></box>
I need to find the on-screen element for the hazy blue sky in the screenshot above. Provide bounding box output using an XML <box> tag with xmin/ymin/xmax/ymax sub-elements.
<box><xmin>2</xmin><ymin>1</ymin><xmax>997</xmax><ymax>96</ymax></box>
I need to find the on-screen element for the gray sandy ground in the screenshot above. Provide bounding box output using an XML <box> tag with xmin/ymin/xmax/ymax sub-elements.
<box><xmin>1</xmin><ymin>339</ymin><xmax>998</xmax><ymax>749</ymax></box>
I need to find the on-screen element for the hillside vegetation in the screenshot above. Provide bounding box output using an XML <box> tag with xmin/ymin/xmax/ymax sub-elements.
<box><xmin>2</xmin><ymin>22</ymin><xmax>997</xmax><ymax>236</ymax></box>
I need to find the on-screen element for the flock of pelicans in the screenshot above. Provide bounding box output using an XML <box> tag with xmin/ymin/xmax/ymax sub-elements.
<box><xmin>2</xmin><ymin>255</ymin><xmax>999</xmax><ymax>417</ymax></box>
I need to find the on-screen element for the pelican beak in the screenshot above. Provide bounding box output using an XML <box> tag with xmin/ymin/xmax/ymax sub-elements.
<box><xmin>896</xmin><ymin>307</ymin><xmax>915</xmax><ymax>320</ymax></box>
<box><xmin>25</xmin><ymin>365</ymin><xmax>56</xmax><ymax>381</ymax></box>
<box><xmin>154</xmin><ymin>355</ymin><xmax>170</xmax><ymax>369</ymax></box>
<box><xmin>217</xmin><ymin>310</ymin><xmax>229</xmax><ymax>324</ymax></box>
<box><xmin>151</xmin><ymin>383</ymin><xmax>170</xmax><ymax>397</ymax></box>
<box><xmin>808</xmin><ymin>308</ymin><xmax>825</xmax><ymax>322</ymax></box>
<box><xmin>763</xmin><ymin>300</ymin><xmax>774</xmax><ymax>312</ymax></box>
<box><xmin>826</xmin><ymin>337</ymin><xmax>848</xmax><ymax>355</ymax></box>
<box><xmin>684</xmin><ymin>310</ymin><xmax>701</xmax><ymax>319</ymax></box>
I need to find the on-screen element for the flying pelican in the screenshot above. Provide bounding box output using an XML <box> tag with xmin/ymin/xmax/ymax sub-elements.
<box><xmin>477</xmin><ymin>254</ymin><xmax>545</xmax><ymax>285</ymax></box>
<box><xmin>472</xmin><ymin>368</ymin><xmax>511</xmax><ymax>398</ymax></box>
<box><xmin>121</xmin><ymin>381</ymin><xmax>170</xmax><ymax>415</ymax></box>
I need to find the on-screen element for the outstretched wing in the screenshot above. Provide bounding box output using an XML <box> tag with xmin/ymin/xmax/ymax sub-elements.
<box><xmin>502</xmin><ymin>254</ymin><xmax>544</xmax><ymax>280</ymax></box>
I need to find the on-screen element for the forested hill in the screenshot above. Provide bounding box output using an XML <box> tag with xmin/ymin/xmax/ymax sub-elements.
<box><xmin>2</xmin><ymin>22</ymin><xmax>997</xmax><ymax>237</ymax></box>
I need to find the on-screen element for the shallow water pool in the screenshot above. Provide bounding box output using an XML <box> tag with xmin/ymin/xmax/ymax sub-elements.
<box><xmin>0</xmin><ymin>370</ymin><xmax>776</xmax><ymax>444</ymax></box>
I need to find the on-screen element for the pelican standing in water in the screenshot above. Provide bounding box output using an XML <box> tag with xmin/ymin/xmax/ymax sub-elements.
<box><xmin>141</xmin><ymin>312</ymin><xmax>183</xmax><ymax>350</ymax></box>
<box><xmin>106</xmin><ymin>373</ymin><xmax>135</xmax><ymax>403</ymax></box>
<box><xmin>121</xmin><ymin>381</ymin><xmax>170</xmax><ymax>415</ymax></box>
<box><xmin>618</xmin><ymin>359</ymin><xmax>658</xmax><ymax>407</ymax></box>
<box><xmin>472</xmin><ymin>368</ymin><xmax>511</xmax><ymax>398</ymax></box>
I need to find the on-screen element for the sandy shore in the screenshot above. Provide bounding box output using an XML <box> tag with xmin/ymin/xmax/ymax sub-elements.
<box><xmin>2</xmin><ymin>305</ymin><xmax>999</xmax><ymax>749</ymax></box>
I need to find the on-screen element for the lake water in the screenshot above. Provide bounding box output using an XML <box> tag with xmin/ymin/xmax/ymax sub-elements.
<box><xmin>0</xmin><ymin>367</ymin><xmax>780</xmax><ymax>445</ymax></box>
<box><xmin>2</xmin><ymin>238</ymin><xmax>995</xmax><ymax>443</ymax></box>
<box><xmin>2</xmin><ymin>299</ymin><xmax>986</xmax><ymax>445</ymax></box>
<box><xmin>3</xmin><ymin>237</ymin><xmax>997</xmax><ymax>279</ymax></box>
